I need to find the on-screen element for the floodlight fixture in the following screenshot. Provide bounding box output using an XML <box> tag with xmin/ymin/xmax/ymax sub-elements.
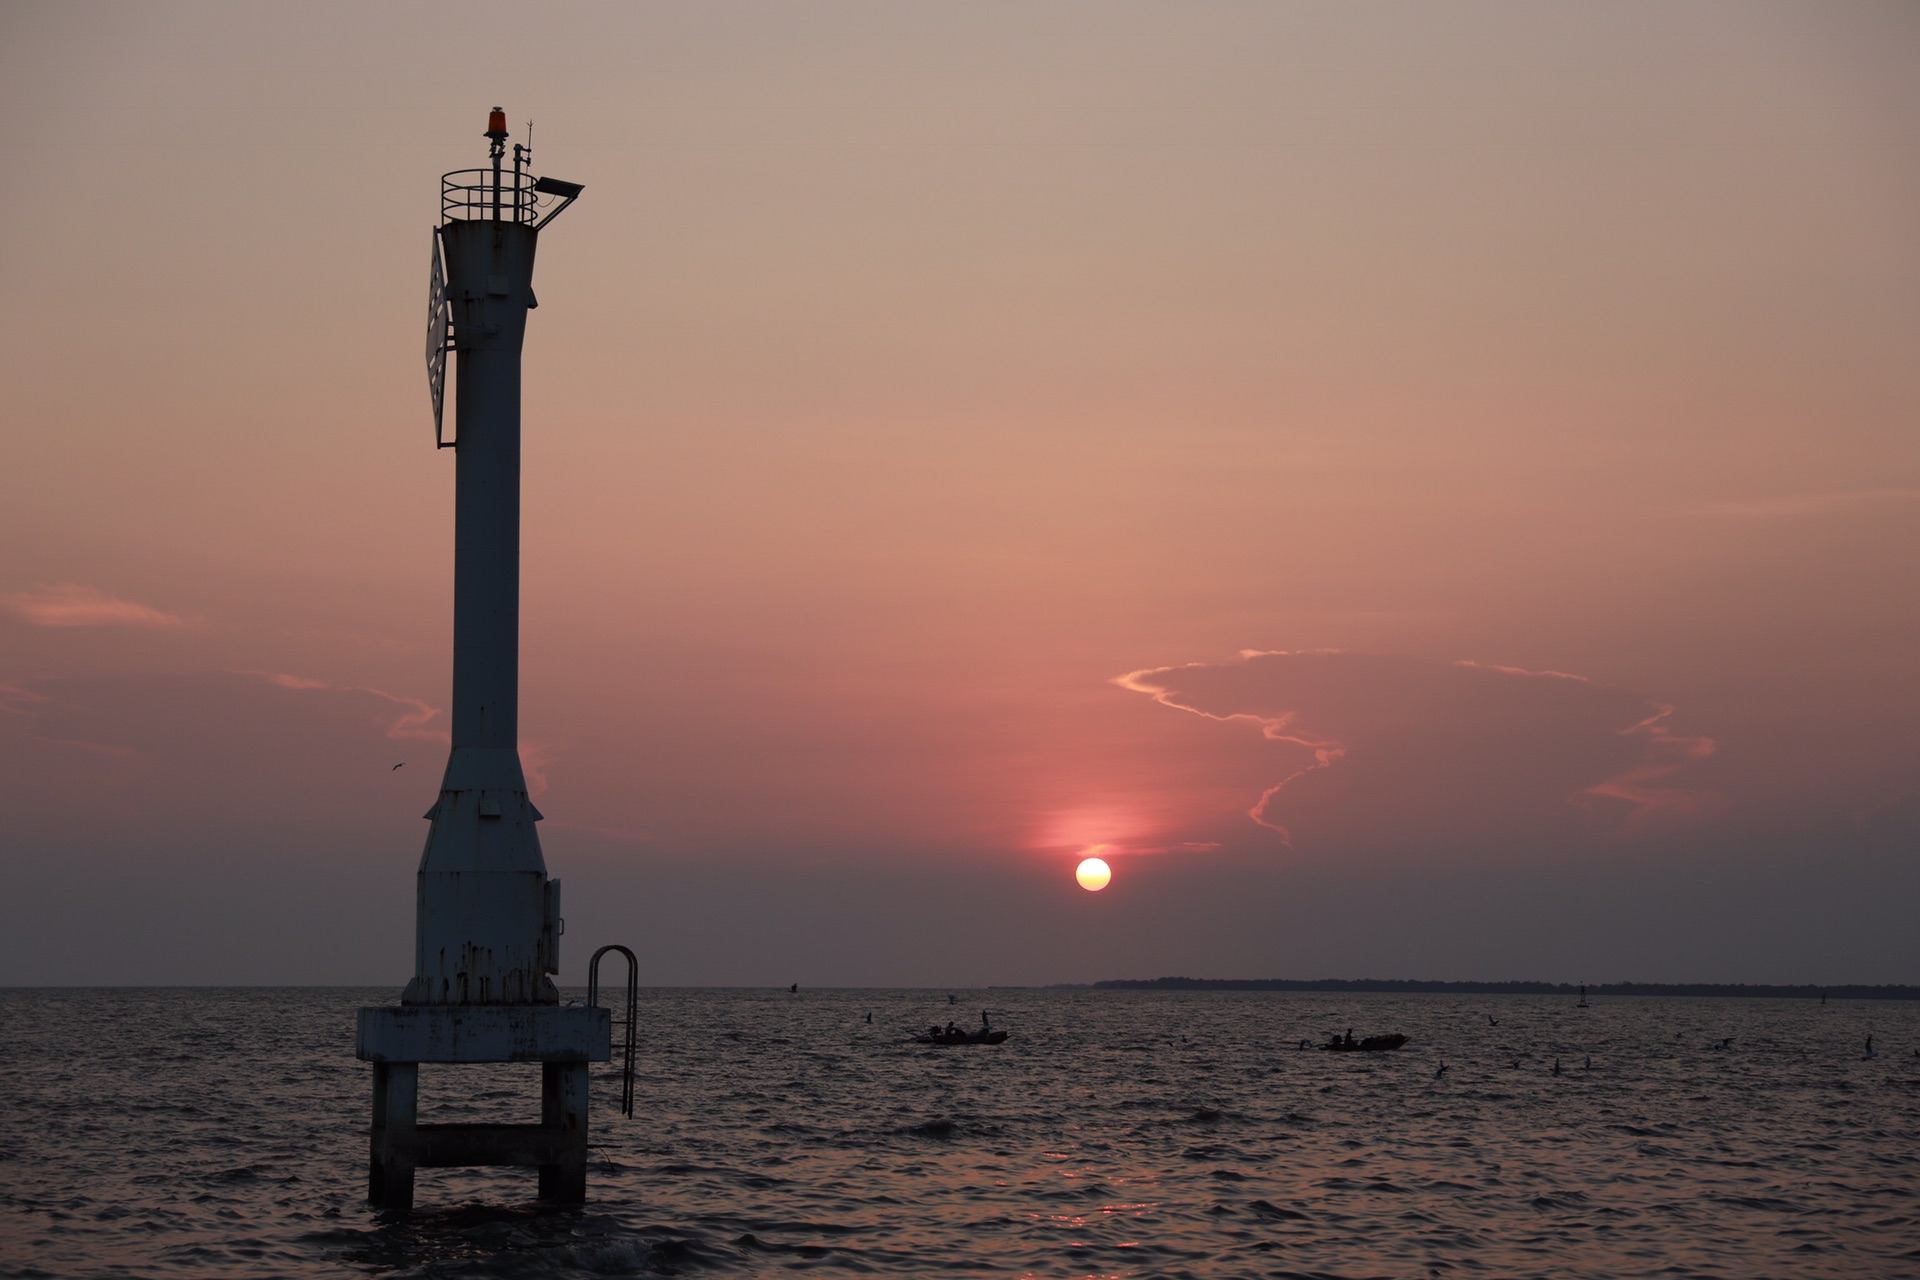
<box><xmin>532</xmin><ymin>176</ymin><xmax>585</xmax><ymax>230</ymax></box>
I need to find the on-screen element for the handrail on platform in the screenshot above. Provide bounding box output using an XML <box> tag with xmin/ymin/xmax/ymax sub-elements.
<box><xmin>588</xmin><ymin>944</ymin><xmax>639</xmax><ymax>1118</ymax></box>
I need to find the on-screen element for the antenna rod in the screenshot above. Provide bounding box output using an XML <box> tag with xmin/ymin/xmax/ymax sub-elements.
<box><xmin>519</xmin><ymin>119</ymin><xmax>535</xmax><ymax>224</ymax></box>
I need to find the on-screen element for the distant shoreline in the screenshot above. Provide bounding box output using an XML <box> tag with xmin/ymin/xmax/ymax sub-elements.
<box><xmin>1086</xmin><ymin>978</ymin><xmax>1920</xmax><ymax>1000</ymax></box>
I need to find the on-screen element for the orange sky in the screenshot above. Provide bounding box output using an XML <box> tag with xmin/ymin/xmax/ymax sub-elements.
<box><xmin>2</xmin><ymin>2</ymin><xmax>1917</xmax><ymax>985</ymax></box>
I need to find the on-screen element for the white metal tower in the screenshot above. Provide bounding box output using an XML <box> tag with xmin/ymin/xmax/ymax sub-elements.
<box><xmin>354</xmin><ymin>109</ymin><xmax>627</xmax><ymax>1213</ymax></box>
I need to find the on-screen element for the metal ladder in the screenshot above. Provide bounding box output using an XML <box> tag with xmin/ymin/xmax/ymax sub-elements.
<box><xmin>588</xmin><ymin>944</ymin><xmax>638</xmax><ymax>1117</ymax></box>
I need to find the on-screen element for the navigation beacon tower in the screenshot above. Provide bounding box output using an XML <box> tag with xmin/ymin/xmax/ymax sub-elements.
<box><xmin>354</xmin><ymin>109</ymin><xmax>636</xmax><ymax>1213</ymax></box>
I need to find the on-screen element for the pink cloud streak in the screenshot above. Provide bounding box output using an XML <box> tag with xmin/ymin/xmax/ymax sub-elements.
<box><xmin>1117</xmin><ymin>649</ymin><xmax>1721</xmax><ymax>853</ymax></box>
<box><xmin>1572</xmin><ymin>701</ymin><xmax>1723</xmax><ymax>833</ymax></box>
<box><xmin>1115</xmin><ymin>650</ymin><xmax>1347</xmax><ymax>845</ymax></box>
<box><xmin>0</xmin><ymin>584</ymin><xmax>191</xmax><ymax>629</ymax></box>
<box><xmin>240</xmin><ymin>671</ymin><xmax>446</xmax><ymax>746</ymax></box>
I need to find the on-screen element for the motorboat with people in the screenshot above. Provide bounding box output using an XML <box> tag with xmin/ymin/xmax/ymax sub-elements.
<box><xmin>1321</xmin><ymin>1029</ymin><xmax>1408</xmax><ymax>1052</ymax></box>
<box><xmin>914</xmin><ymin>1027</ymin><xmax>1010</xmax><ymax>1045</ymax></box>
<box><xmin>915</xmin><ymin>1014</ymin><xmax>1009</xmax><ymax>1046</ymax></box>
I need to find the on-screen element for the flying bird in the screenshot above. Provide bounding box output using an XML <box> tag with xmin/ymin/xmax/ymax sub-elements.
<box><xmin>392</xmin><ymin>763</ymin><xmax>404</xmax><ymax>770</ymax></box>
<box><xmin>1487</xmin><ymin>1015</ymin><xmax>1499</xmax><ymax>1026</ymax></box>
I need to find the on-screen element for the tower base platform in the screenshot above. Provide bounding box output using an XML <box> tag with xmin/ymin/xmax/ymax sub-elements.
<box><xmin>356</xmin><ymin>1004</ymin><xmax>611</xmax><ymax>1212</ymax></box>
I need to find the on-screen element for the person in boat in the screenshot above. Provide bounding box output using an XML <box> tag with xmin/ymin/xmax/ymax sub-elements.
<box><xmin>1345</xmin><ymin>1028</ymin><xmax>1355</xmax><ymax>1047</ymax></box>
<box><xmin>945</xmin><ymin>1021</ymin><xmax>959</xmax><ymax>1036</ymax></box>
<box><xmin>981</xmin><ymin>1011</ymin><xmax>991</xmax><ymax>1031</ymax></box>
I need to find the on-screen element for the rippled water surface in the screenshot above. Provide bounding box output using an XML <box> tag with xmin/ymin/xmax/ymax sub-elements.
<box><xmin>2</xmin><ymin>988</ymin><xmax>1917</xmax><ymax>1278</ymax></box>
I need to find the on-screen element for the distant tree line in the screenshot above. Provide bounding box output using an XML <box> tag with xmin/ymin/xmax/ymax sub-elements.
<box><xmin>1087</xmin><ymin>977</ymin><xmax>1920</xmax><ymax>1000</ymax></box>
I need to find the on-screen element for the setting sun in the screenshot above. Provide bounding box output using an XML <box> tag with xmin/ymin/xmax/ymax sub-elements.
<box><xmin>1074</xmin><ymin>857</ymin><xmax>1112</xmax><ymax>892</ymax></box>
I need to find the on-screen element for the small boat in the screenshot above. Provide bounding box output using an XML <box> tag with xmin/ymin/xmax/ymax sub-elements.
<box><xmin>914</xmin><ymin>1027</ymin><xmax>1009</xmax><ymax>1046</ymax></box>
<box><xmin>1321</xmin><ymin>1033</ymin><xmax>1408</xmax><ymax>1052</ymax></box>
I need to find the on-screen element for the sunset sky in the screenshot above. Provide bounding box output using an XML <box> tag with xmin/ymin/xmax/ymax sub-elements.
<box><xmin>3</xmin><ymin>2</ymin><xmax>1916</xmax><ymax>987</ymax></box>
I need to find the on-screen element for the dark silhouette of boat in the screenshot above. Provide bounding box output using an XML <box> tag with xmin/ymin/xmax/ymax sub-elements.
<box><xmin>914</xmin><ymin>1027</ymin><xmax>1010</xmax><ymax>1046</ymax></box>
<box><xmin>1321</xmin><ymin>1032</ymin><xmax>1408</xmax><ymax>1052</ymax></box>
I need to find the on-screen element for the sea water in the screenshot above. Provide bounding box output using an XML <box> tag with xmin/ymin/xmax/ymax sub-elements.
<box><xmin>1</xmin><ymin>987</ymin><xmax>1915</xmax><ymax>1278</ymax></box>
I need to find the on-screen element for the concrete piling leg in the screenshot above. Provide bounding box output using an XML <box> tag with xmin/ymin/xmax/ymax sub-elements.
<box><xmin>538</xmin><ymin>1060</ymin><xmax>589</xmax><ymax>1202</ymax></box>
<box><xmin>357</xmin><ymin>1006</ymin><xmax>611</xmax><ymax>1212</ymax></box>
<box><xmin>369</xmin><ymin>1061</ymin><xmax>419</xmax><ymax>1212</ymax></box>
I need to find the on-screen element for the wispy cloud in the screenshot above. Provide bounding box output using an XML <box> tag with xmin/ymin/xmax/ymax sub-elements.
<box><xmin>260</xmin><ymin>673</ymin><xmax>330</xmax><ymax>691</ymax></box>
<box><xmin>1457</xmin><ymin>663</ymin><xmax>1722</xmax><ymax>832</ymax></box>
<box><xmin>1573</xmin><ymin>702</ymin><xmax>1722</xmax><ymax>834</ymax></box>
<box><xmin>0</xmin><ymin>682</ymin><xmax>51</xmax><ymax>717</ymax></box>
<box><xmin>0</xmin><ymin>680</ymin><xmax>139</xmax><ymax>760</ymax></box>
<box><xmin>1116</xmin><ymin>651</ymin><xmax>1347</xmax><ymax>845</ymax></box>
<box><xmin>1691</xmin><ymin>488</ymin><xmax>1920</xmax><ymax>519</ymax></box>
<box><xmin>240</xmin><ymin>671</ymin><xmax>446</xmax><ymax>746</ymax></box>
<box><xmin>1117</xmin><ymin>649</ymin><xmax>1721</xmax><ymax>854</ymax></box>
<box><xmin>520</xmin><ymin>739</ymin><xmax>556</xmax><ymax>798</ymax></box>
<box><xmin>0</xmin><ymin>584</ymin><xmax>191</xmax><ymax>629</ymax></box>
<box><xmin>1094</xmin><ymin>839</ymin><xmax>1225</xmax><ymax>857</ymax></box>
